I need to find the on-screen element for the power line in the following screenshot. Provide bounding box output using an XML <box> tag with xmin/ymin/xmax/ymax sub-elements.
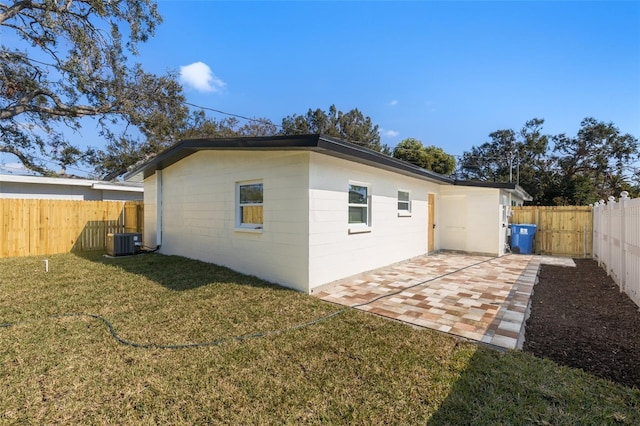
<box><xmin>6</xmin><ymin>52</ymin><xmax>287</xmax><ymax>132</ymax></box>
<box><xmin>183</xmin><ymin>102</ymin><xmax>283</xmax><ymax>129</ymax></box>
<box><xmin>0</xmin><ymin>152</ymin><xmax>93</xmax><ymax>176</ymax></box>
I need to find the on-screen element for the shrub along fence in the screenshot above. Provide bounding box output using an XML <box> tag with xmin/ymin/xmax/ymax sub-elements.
<box><xmin>0</xmin><ymin>199</ymin><xmax>143</xmax><ymax>258</ymax></box>
<box><xmin>593</xmin><ymin>193</ymin><xmax>640</xmax><ymax>308</ymax></box>
<box><xmin>510</xmin><ymin>206</ymin><xmax>593</xmax><ymax>258</ymax></box>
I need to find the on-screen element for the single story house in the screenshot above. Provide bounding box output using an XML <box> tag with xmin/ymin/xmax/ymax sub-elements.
<box><xmin>125</xmin><ymin>134</ymin><xmax>531</xmax><ymax>293</ymax></box>
<box><xmin>0</xmin><ymin>174</ymin><xmax>143</xmax><ymax>201</ymax></box>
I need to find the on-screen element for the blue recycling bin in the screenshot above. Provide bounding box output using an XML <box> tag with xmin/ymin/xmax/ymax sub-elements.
<box><xmin>510</xmin><ymin>224</ymin><xmax>537</xmax><ymax>254</ymax></box>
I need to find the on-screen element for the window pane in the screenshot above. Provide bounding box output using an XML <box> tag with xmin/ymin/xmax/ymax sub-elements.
<box><xmin>398</xmin><ymin>201</ymin><xmax>410</xmax><ymax>211</ymax></box>
<box><xmin>349</xmin><ymin>206</ymin><xmax>367</xmax><ymax>224</ymax></box>
<box><xmin>242</xmin><ymin>206</ymin><xmax>263</xmax><ymax>224</ymax></box>
<box><xmin>349</xmin><ymin>185</ymin><xmax>367</xmax><ymax>204</ymax></box>
<box><xmin>240</xmin><ymin>183</ymin><xmax>263</xmax><ymax>204</ymax></box>
<box><xmin>398</xmin><ymin>191</ymin><xmax>409</xmax><ymax>202</ymax></box>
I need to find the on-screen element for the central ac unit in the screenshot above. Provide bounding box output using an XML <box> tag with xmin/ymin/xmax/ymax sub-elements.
<box><xmin>107</xmin><ymin>233</ymin><xmax>142</xmax><ymax>256</ymax></box>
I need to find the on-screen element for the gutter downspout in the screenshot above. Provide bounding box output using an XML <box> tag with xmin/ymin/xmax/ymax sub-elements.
<box><xmin>156</xmin><ymin>170</ymin><xmax>163</xmax><ymax>247</ymax></box>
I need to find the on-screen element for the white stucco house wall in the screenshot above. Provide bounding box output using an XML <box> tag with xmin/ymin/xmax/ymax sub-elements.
<box><xmin>439</xmin><ymin>182</ymin><xmax>528</xmax><ymax>257</ymax></box>
<box><xmin>0</xmin><ymin>174</ymin><xmax>143</xmax><ymax>201</ymax></box>
<box><xmin>126</xmin><ymin>134</ymin><xmax>530</xmax><ymax>293</ymax></box>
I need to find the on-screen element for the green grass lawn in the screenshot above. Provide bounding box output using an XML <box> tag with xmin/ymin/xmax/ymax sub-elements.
<box><xmin>1</xmin><ymin>253</ymin><xmax>639</xmax><ymax>424</ymax></box>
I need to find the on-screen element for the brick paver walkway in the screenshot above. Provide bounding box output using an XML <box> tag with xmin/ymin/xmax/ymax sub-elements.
<box><xmin>313</xmin><ymin>253</ymin><xmax>575</xmax><ymax>350</ymax></box>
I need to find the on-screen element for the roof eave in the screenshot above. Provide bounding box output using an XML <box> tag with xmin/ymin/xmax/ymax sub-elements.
<box><xmin>123</xmin><ymin>134</ymin><xmax>323</xmax><ymax>180</ymax></box>
<box><xmin>91</xmin><ymin>183</ymin><xmax>144</xmax><ymax>192</ymax></box>
<box><xmin>0</xmin><ymin>174</ymin><xmax>142</xmax><ymax>192</ymax></box>
<box><xmin>454</xmin><ymin>179</ymin><xmax>533</xmax><ymax>201</ymax></box>
<box><xmin>126</xmin><ymin>134</ymin><xmax>454</xmax><ymax>185</ymax></box>
<box><xmin>514</xmin><ymin>186</ymin><xmax>533</xmax><ymax>202</ymax></box>
<box><xmin>316</xmin><ymin>135</ymin><xmax>453</xmax><ymax>184</ymax></box>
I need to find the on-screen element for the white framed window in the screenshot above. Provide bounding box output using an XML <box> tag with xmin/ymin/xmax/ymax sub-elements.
<box><xmin>397</xmin><ymin>190</ymin><xmax>411</xmax><ymax>216</ymax></box>
<box><xmin>237</xmin><ymin>180</ymin><xmax>263</xmax><ymax>230</ymax></box>
<box><xmin>348</xmin><ymin>183</ymin><xmax>371</xmax><ymax>233</ymax></box>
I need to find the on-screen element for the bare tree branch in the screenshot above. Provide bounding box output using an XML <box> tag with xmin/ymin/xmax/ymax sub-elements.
<box><xmin>0</xmin><ymin>145</ymin><xmax>51</xmax><ymax>175</ymax></box>
<box><xmin>1</xmin><ymin>0</ymin><xmax>184</xmax><ymax>177</ymax></box>
<box><xmin>0</xmin><ymin>0</ymin><xmax>32</xmax><ymax>25</ymax></box>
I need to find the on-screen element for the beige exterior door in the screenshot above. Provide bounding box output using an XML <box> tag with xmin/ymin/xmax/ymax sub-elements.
<box><xmin>428</xmin><ymin>193</ymin><xmax>435</xmax><ymax>252</ymax></box>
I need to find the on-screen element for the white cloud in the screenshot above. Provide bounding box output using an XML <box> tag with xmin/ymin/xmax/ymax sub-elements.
<box><xmin>389</xmin><ymin>100</ymin><xmax>399</xmax><ymax>106</ymax></box>
<box><xmin>382</xmin><ymin>129</ymin><xmax>400</xmax><ymax>138</ymax></box>
<box><xmin>179</xmin><ymin>61</ymin><xmax>226</xmax><ymax>93</ymax></box>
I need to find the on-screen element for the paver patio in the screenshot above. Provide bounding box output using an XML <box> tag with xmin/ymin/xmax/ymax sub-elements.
<box><xmin>313</xmin><ymin>252</ymin><xmax>575</xmax><ymax>350</ymax></box>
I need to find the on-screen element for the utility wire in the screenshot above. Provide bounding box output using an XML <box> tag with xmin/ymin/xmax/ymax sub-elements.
<box><xmin>0</xmin><ymin>153</ymin><xmax>94</xmax><ymax>176</ymax></box>
<box><xmin>19</xmin><ymin>53</ymin><xmax>639</xmax><ymax>176</ymax></box>
<box><xmin>0</xmin><ymin>255</ymin><xmax>501</xmax><ymax>350</ymax></box>
<box><xmin>183</xmin><ymin>102</ymin><xmax>284</xmax><ymax>130</ymax></box>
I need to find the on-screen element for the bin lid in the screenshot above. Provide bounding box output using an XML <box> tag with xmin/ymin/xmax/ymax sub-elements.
<box><xmin>510</xmin><ymin>224</ymin><xmax>537</xmax><ymax>235</ymax></box>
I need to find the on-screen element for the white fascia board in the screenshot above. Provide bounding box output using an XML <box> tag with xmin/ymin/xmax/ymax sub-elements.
<box><xmin>513</xmin><ymin>186</ymin><xmax>533</xmax><ymax>202</ymax></box>
<box><xmin>0</xmin><ymin>174</ymin><xmax>95</xmax><ymax>187</ymax></box>
<box><xmin>0</xmin><ymin>174</ymin><xmax>143</xmax><ymax>193</ymax></box>
<box><xmin>91</xmin><ymin>183</ymin><xmax>143</xmax><ymax>192</ymax></box>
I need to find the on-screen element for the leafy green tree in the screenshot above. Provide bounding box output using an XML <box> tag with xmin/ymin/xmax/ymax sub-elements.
<box><xmin>514</xmin><ymin>119</ymin><xmax>555</xmax><ymax>204</ymax></box>
<box><xmin>459</xmin><ymin>118</ymin><xmax>639</xmax><ymax>205</ymax></box>
<box><xmin>393</xmin><ymin>138</ymin><xmax>455</xmax><ymax>175</ymax></box>
<box><xmin>90</xmin><ymin>110</ymin><xmax>279</xmax><ymax>179</ymax></box>
<box><xmin>97</xmin><ymin>103</ymin><xmax>383</xmax><ymax>178</ymax></box>
<box><xmin>459</xmin><ymin>129</ymin><xmax>518</xmax><ymax>182</ymax></box>
<box><xmin>87</xmin><ymin>137</ymin><xmax>148</xmax><ymax>181</ymax></box>
<box><xmin>1</xmin><ymin>0</ymin><xmax>188</xmax><ymax>176</ymax></box>
<box><xmin>393</xmin><ymin>138</ymin><xmax>425</xmax><ymax>166</ymax></box>
<box><xmin>281</xmin><ymin>105</ymin><xmax>384</xmax><ymax>152</ymax></box>
<box><xmin>552</xmin><ymin>117</ymin><xmax>639</xmax><ymax>204</ymax></box>
<box><xmin>51</xmin><ymin>141</ymin><xmax>82</xmax><ymax>175</ymax></box>
<box><xmin>422</xmin><ymin>145</ymin><xmax>456</xmax><ymax>175</ymax></box>
<box><xmin>177</xmin><ymin>111</ymin><xmax>278</xmax><ymax>140</ymax></box>
<box><xmin>459</xmin><ymin>119</ymin><xmax>556</xmax><ymax>203</ymax></box>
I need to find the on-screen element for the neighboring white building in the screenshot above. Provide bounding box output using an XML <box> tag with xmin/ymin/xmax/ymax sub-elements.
<box><xmin>0</xmin><ymin>174</ymin><xmax>143</xmax><ymax>201</ymax></box>
<box><xmin>126</xmin><ymin>135</ymin><xmax>531</xmax><ymax>293</ymax></box>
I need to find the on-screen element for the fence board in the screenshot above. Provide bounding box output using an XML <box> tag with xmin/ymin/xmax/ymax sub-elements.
<box><xmin>124</xmin><ymin>202</ymin><xmax>144</xmax><ymax>233</ymax></box>
<box><xmin>593</xmin><ymin>195</ymin><xmax>640</xmax><ymax>308</ymax></box>
<box><xmin>0</xmin><ymin>199</ymin><xmax>144</xmax><ymax>258</ymax></box>
<box><xmin>511</xmin><ymin>206</ymin><xmax>593</xmax><ymax>257</ymax></box>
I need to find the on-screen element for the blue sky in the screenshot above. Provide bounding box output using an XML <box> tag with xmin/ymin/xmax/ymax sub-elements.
<box><xmin>2</xmin><ymin>0</ymin><xmax>640</xmax><ymax>175</ymax></box>
<box><xmin>148</xmin><ymin>0</ymin><xmax>640</xmax><ymax>153</ymax></box>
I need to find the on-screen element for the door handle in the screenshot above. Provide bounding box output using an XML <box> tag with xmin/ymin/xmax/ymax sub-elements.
<box><xmin>433</xmin><ymin>223</ymin><xmax>436</xmax><ymax>229</ymax></box>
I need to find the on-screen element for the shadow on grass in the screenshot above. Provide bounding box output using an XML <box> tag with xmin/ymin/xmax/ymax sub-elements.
<box><xmin>427</xmin><ymin>347</ymin><xmax>640</xmax><ymax>425</ymax></box>
<box><xmin>73</xmin><ymin>251</ymin><xmax>293</xmax><ymax>293</ymax></box>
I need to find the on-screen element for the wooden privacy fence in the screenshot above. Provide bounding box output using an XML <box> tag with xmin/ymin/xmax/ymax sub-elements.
<box><xmin>593</xmin><ymin>194</ymin><xmax>640</xmax><ymax>308</ymax></box>
<box><xmin>0</xmin><ymin>199</ymin><xmax>144</xmax><ymax>258</ymax></box>
<box><xmin>510</xmin><ymin>206</ymin><xmax>593</xmax><ymax>257</ymax></box>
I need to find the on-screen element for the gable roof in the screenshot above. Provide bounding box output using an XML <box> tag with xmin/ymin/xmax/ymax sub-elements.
<box><xmin>124</xmin><ymin>134</ymin><xmax>455</xmax><ymax>184</ymax></box>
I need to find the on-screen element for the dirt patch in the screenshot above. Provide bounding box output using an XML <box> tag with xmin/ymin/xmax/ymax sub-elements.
<box><xmin>524</xmin><ymin>259</ymin><xmax>640</xmax><ymax>389</ymax></box>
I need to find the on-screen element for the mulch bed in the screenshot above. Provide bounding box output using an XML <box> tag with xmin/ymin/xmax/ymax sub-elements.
<box><xmin>524</xmin><ymin>259</ymin><xmax>640</xmax><ymax>389</ymax></box>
